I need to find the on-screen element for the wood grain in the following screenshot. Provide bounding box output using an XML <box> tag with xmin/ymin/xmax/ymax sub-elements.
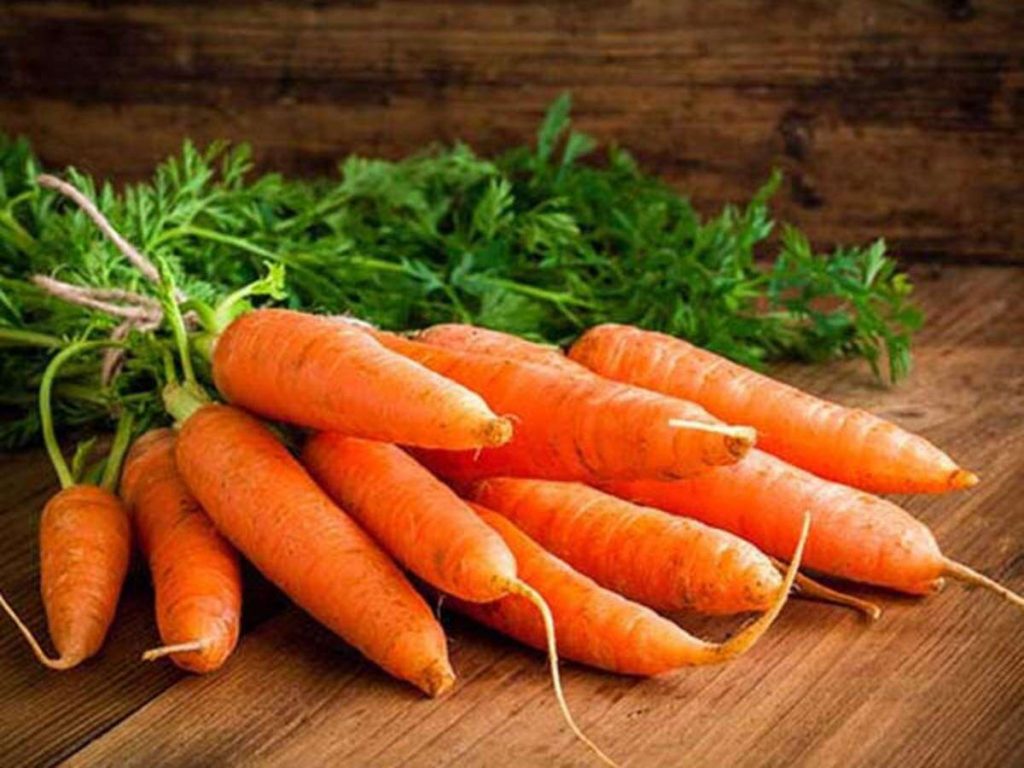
<box><xmin>0</xmin><ymin>264</ymin><xmax>1020</xmax><ymax>767</ymax></box>
<box><xmin>2</xmin><ymin>1</ymin><xmax>1022</xmax><ymax>262</ymax></box>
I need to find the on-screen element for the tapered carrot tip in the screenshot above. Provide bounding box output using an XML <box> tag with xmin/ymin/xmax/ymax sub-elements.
<box><xmin>418</xmin><ymin>659</ymin><xmax>457</xmax><ymax>698</ymax></box>
<box><xmin>481</xmin><ymin>417</ymin><xmax>514</xmax><ymax>447</ymax></box>
<box><xmin>944</xmin><ymin>559</ymin><xmax>1024</xmax><ymax>612</ymax></box>
<box><xmin>950</xmin><ymin>469</ymin><xmax>979</xmax><ymax>490</ymax></box>
<box><xmin>668</xmin><ymin>419</ymin><xmax>757</xmax><ymax>447</ymax></box>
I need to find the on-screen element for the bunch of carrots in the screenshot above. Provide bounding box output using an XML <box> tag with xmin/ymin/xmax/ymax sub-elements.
<box><xmin>2</xmin><ymin>176</ymin><xmax>1021</xmax><ymax>765</ymax></box>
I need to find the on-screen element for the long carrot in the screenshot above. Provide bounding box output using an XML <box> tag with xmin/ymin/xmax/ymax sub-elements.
<box><xmin>604</xmin><ymin>449</ymin><xmax>1024</xmax><ymax>609</ymax></box>
<box><xmin>300</xmin><ymin>432</ymin><xmax>614</xmax><ymax>764</ymax></box>
<box><xmin>120</xmin><ymin>428</ymin><xmax>243</xmax><ymax>673</ymax></box>
<box><xmin>0</xmin><ymin>341</ymin><xmax>133</xmax><ymax>669</ymax></box>
<box><xmin>169</xmin><ymin>398</ymin><xmax>455</xmax><ymax>696</ymax></box>
<box><xmin>451</xmin><ymin>504</ymin><xmax>808</xmax><ymax>675</ymax></box>
<box><xmin>570</xmin><ymin>323</ymin><xmax>977</xmax><ymax>494</ymax></box>
<box><xmin>415</xmin><ymin>324</ymin><xmax>586</xmax><ymax>375</ymax></box>
<box><xmin>375</xmin><ymin>331</ymin><xmax>755</xmax><ymax>482</ymax></box>
<box><xmin>466</xmin><ymin>477</ymin><xmax>782</xmax><ymax>615</ymax></box>
<box><xmin>212</xmin><ymin>309</ymin><xmax>512</xmax><ymax>450</ymax></box>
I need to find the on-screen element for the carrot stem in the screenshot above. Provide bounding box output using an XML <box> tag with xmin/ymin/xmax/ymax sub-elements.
<box><xmin>771</xmin><ymin>557</ymin><xmax>882</xmax><ymax>620</ymax></box>
<box><xmin>508</xmin><ymin>580</ymin><xmax>618</xmax><ymax>768</ymax></box>
<box><xmin>100</xmin><ymin>410</ymin><xmax>135</xmax><ymax>492</ymax></box>
<box><xmin>39</xmin><ymin>339</ymin><xmax>123</xmax><ymax>489</ymax></box>
<box><xmin>141</xmin><ymin>638</ymin><xmax>210</xmax><ymax>662</ymax></box>
<box><xmin>943</xmin><ymin>559</ymin><xmax>1024</xmax><ymax>611</ymax></box>
<box><xmin>0</xmin><ymin>591</ymin><xmax>73</xmax><ymax>670</ymax></box>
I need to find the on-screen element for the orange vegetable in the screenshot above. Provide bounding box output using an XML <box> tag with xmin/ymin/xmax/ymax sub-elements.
<box><xmin>605</xmin><ymin>449</ymin><xmax>1023</xmax><ymax>609</ymax></box>
<box><xmin>301</xmin><ymin>433</ymin><xmax>518</xmax><ymax>603</ymax></box>
<box><xmin>174</xmin><ymin>402</ymin><xmax>454</xmax><ymax>696</ymax></box>
<box><xmin>213</xmin><ymin>309</ymin><xmax>512</xmax><ymax>450</ymax></box>
<box><xmin>450</xmin><ymin>504</ymin><xmax>807</xmax><ymax>675</ymax></box>
<box><xmin>120</xmin><ymin>428</ymin><xmax>242</xmax><ymax>673</ymax></box>
<box><xmin>570</xmin><ymin>324</ymin><xmax>977</xmax><ymax>494</ymax></box>
<box><xmin>415</xmin><ymin>324</ymin><xmax>586</xmax><ymax>375</ymax></box>
<box><xmin>467</xmin><ymin>477</ymin><xmax>782</xmax><ymax>615</ymax></box>
<box><xmin>1</xmin><ymin>486</ymin><xmax>131</xmax><ymax>670</ymax></box>
<box><xmin>376</xmin><ymin>331</ymin><xmax>754</xmax><ymax>482</ymax></box>
<box><xmin>0</xmin><ymin>341</ymin><xmax>132</xmax><ymax>670</ymax></box>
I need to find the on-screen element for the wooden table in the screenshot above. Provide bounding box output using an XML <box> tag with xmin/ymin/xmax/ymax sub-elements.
<box><xmin>2</xmin><ymin>265</ymin><xmax>1022</xmax><ymax>767</ymax></box>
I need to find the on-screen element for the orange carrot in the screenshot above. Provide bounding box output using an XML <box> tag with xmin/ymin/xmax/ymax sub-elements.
<box><xmin>0</xmin><ymin>341</ymin><xmax>132</xmax><ymax>670</ymax></box>
<box><xmin>120</xmin><ymin>428</ymin><xmax>242</xmax><ymax>673</ymax></box>
<box><xmin>301</xmin><ymin>432</ymin><xmax>615</xmax><ymax>764</ymax></box>
<box><xmin>301</xmin><ymin>433</ymin><xmax>519</xmax><ymax>602</ymax></box>
<box><xmin>415</xmin><ymin>324</ymin><xmax>586</xmax><ymax>375</ymax></box>
<box><xmin>376</xmin><ymin>331</ymin><xmax>755</xmax><ymax>482</ymax></box>
<box><xmin>451</xmin><ymin>504</ymin><xmax>808</xmax><ymax>675</ymax></box>
<box><xmin>605</xmin><ymin>449</ymin><xmax>1024</xmax><ymax>609</ymax></box>
<box><xmin>570</xmin><ymin>324</ymin><xmax>977</xmax><ymax>494</ymax></box>
<box><xmin>212</xmin><ymin>309</ymin><xmax>512</xmax><ymax>450</ymax></box>
<box><xmin>467</xmin><ymin>477</ymin><xmax>782</xmax><ymax>615</ymax></box>
<box><xmin>172</xmin><ymin>400</ymin><xmax>454</xmax><ymax>696</ymax></box>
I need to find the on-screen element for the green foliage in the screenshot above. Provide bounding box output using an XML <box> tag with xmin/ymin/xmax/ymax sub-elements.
<box><xmin>0</xmin><ymin>94</ymin><xmax>921</xmax><ymax>448</ymax></box>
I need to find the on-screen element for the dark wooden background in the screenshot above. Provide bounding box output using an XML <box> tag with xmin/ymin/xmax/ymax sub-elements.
<box><xmin>1</xmin><ymin>1</ymin><xmax>1022</xmax><ymax>263</ymax></box>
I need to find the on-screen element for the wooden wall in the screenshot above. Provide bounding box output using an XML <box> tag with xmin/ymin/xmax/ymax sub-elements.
<box><xmin>2</xmin><ymin>1</ymin><xmax>1021</xmax><ymax>262</ymax></box>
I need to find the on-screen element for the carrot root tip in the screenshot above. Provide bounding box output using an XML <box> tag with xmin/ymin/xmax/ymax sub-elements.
<box><xmin>481</xmin><ymin>417</ymin><xmax>514</xmax><ymax>447</ymax></box>
<box><xmin>509</xmin><ymin>580</ymin><xmax>619</xmax><ymax>767</ymax></box>
<box><xmin>667</xmin><ymin>419</ymin><xmax>757</xmax><ymax>448</ymax></box>
<box><xmin>950</xmin><ymin>469</ymin><xmax>979</xmax><ymax>490</ymax></box>
<box><xmin>0</xmin><ymin>590</ymin><xmax>78</xmax><ymax>670</ymax></box>
<box><xmin>944</xmin><ymin>559</ymin><xmax>1024</xmax><ymax>612</ymax></box>
<box><xmin>141</xmin><ymin>638</ymin><xmax>211</xmax><ymax>662</ymax></box>
<box><xmin>418</xmin><ymin>659</ymin><xmax>457</xmax><ymax>698</ymax></box>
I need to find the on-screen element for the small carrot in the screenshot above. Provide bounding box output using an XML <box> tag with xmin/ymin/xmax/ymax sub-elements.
<box><xmin>605</xmin><ymin>449</ymin><xmax>1024</xmax><ymax>609</ymax></box>
<box><xmin>376</xmin><ymin>331</ymin><xmax>755</xmax><ymax>482</ymax></box>
<box><xmin>0</xmin><ymin>341</ymin><xmax>133</xmax><ymax>670</ymax></box>
<box><xmin>415</xmin><ymin>324</ymin><xmax>586</xmax><ymax>375</ymax></box>
<box><xmin>120</xmin><ymin>428</ymin><xmax>243</xmax><ymax>673</ymax></box>
<box><xmin>213</xmin><ymin>310</ymin><xmax>511</xmax><ymax>450</ymax></box>
<box><xmin>170</xmin><ymin>397</ymin><xmax>455</xmax><ymax>696</ymax></box>
<box><xmin>466</xmin><ymin>477</ymin><xmax>782</xmax><ymax>615</ymax></box>
<box><xmin>570</xmin><ymin>324</ymin><xmax>977</xmax><ymax>494</ymax></box>
<box><xmin>301</xmin><ymin>433</ymin><xmax>614</xmax><ymax>765</ymax></box>
<box><xmin>451</xmin><ymin>504</ymin><xmax>808</xmax><ymax>675</ymax></box>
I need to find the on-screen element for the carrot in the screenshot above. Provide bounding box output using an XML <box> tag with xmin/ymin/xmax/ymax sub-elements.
<box><xmin>415</xmin><ymin>324</ymin><xmax>586</xmax><ymax>375</ymax></box>
<box><xmin>212</xmin><ymin>309</ymin><xmax>512</xmax><ymax>450</ymax></box>
<box><xmin>451</xmin><ymin>504</ymin><xmax>808</xmax><ymax>675</ymax></box>
<box><xmin>375</xmin><ymin>331</ymin><xmax>755</xmax><ymax>482</ymax></box>
<box><xmin>466</xmin><ymin>477</ymin><xmax>782</xmax><ymax>615</ymax></box>
<box><xmin>0</xmin><ymin>341</ymin><xmax>133</xmax><ymax>669</ymax></box>
<box><xmin>605</xmin><ymin>449</ymin><xmax>1024</xmax><ymax>609</ymax></box>
<box><xmin>300</xmin><ymin>433</ymin><xmax>614</xmax><ymax>765</ymax></box>
<box><xmin>301</xmin><ymin>433</ymin><xmax>518</xmax><ymax>602</ymax></box>
<box><xmin>120</xmin><ymin>428</ymin><xmax>243</xmax><ymax>673</ymax></box>
<box><xmin>168</xmin><ymin>398</ymin><xmax>455</xmax><ymax>696</ymax></box>
<box><xmin>570</xmin><ymin>324</ymin><xmax>977</xmax><ymax>494</ymax></box>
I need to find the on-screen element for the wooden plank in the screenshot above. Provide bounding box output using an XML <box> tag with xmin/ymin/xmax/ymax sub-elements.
<box><xmin>1</xmin><ymin>1</ymin><xmax>1021</xmax><ymax>261</ymax></box>
<box><xmin>29</xmin><ymin>265</ymin><xmax>1021</xmax><ymax>767</ymax></box>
